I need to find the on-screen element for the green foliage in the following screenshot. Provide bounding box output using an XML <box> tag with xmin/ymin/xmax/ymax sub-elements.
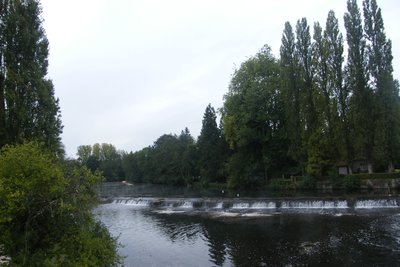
<box><xmin>347</xmin><ymin>172</ymin><xmax>400</xmax><ymax>180</ymax></box>
<box><xmin>345</xmin><ymin>0</ymin><xmax>375</xmax><ymax>171</ymax></box>
<box><xmin>0</xmin><ymin>142</ymin><xmax>121</xmax><ymax>266</ymax></box>
<box><xmin>114</xmin><ymin>0</ymin><xmax>399</xmax><ymax>190</ymax></box>
<box><xmin>197</xmin><ymin>104</ymin><xmax>227</xmax><ymax>184</ymax></box>
<box><xmin>121</xmin><ymin>129</ymin><xmax>198</xmax><ymax>186</ymax></box>
<box><xmin>77</xmin><ymin>143</ymin><xmax>124</xmax><ymax>182</ymax></box>
<box><xmin>342</xmin><ymin>175</ymin><xmax>361</xmax><ymax>191</ymax></box>
<box><xmin>363</xmin><ymin>0</ymin><xmax>400</xmax><ymax>171</ymax></box>
<box><xmin>268</xmin><ymin>179</ymin><xmax>296</xmax><ymax>191</ymax></box>
<box><xmin>0</xmin><ymin>0</ymin><xmax>63</xmax><ymax>155</ymax></box>
<box><xmin>298</xmin><ymin>175</ymin><xmax>317</xmax><ymax>190</ymax></box>
<box><xmin>223</xmin><ymin>45</ymin><xmax>290</xmax><ymax>187</ymax></box>
<box><xmin>226</xmin><ymin>153</ymin><xmax>265</xmax><ymax>189</ymax></box>
<box><xmin>280</xmin><ymin>22</ymin><xmax>304</xmax><ymax>165</ymax></box>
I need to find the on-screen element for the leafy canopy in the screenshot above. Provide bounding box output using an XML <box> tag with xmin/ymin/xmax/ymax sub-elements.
<box><xmin>0</xmin><ymin>142</ymin><xmax>121</xmax><ymax>266</ymax></box>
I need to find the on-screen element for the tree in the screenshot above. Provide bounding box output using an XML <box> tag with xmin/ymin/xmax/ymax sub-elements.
<box><xmin>77</xmin><ymin>145</ymin><xmax>92</xmax><ymax>163</ymax></box>
<box><xmin>197</xmin><ymin>104</ymin><xmax>224</xmax><ymax>184</ymax></box>
<box><xmin>363</xmin><ymin>0</ymin><xmax>400</xmax><ymax>171</ymax></box>
<box><xmin>305</xmin><ymin>21</ymin><xmax>334</xmax><ymax>176</ymax></box>
<box><xmin>344</xmin><ymin>0</ymin><xmax>374</xmax><ymax>173</ymax></box>
<box><xmin>0</xmin><ymin>0</ymin><xmax>63</xmax><ymax>155</ymax></box>
<box><xmin>122</xmin><ymin>151</ymin><xmax>144</xmax><ymax>183</ymax></box>
<box><xmin>0</xmin><ymin>142</ymin><xmax>120</xmax><ymax>265</ymax></box>
<box><xmin>324</xmin><ymin>10</ymin><xmax>352</xmax><ymax>172</ymax></box>
<box><xmin>223</xmin><ymin>45</ymin><xmax>289</xmax><ymax>188</ymax></box>
<box><xmin>178</xmin><ymin>128</ymin><xmax>197</xmax><ymax>184</ymax></box>
<box><xmin>121</xmin><ymin>129</ymin><xmax>198</xmax><ymax>186</ymax></box>
<box><xmin>280</xmin><ymin>22</ymin><xmax>304</xmax><ymax>172</ymax></box>
<box><xmin>313</xmin><ymin>21</ymin><xmax>331</xmax><ymax>134</ymax></box>
<box><xmin>76</xmin><ymin>143</ymin><xmax>124</xmax><ymax>181</ymax></box>
<box><xmin>296</xmin><ymin>18</ymin><xmax>317</xmax><ymax>139</ymax></box>
<box><xmin>0</xmin><ymin>0</ymin><xmax>8</xmax><ymax>147</ymax></box>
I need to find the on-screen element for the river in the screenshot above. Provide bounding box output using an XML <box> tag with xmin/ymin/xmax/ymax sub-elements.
<box><xmin>95</xmin><ymin>183</ymin><xmax>400</xmax><ymax>266</ymax></box>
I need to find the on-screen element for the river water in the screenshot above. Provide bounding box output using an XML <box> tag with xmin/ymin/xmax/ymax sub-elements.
<box><xmin>95</xmin><ymin>183</ymin><xmax>400</xmax><ymax>266</ymax></box>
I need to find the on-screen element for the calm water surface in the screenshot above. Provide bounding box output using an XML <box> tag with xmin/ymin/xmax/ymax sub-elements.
<box><xmin>95</xmin><ymin>183</ymin><xmax>400</xmax><ymax>266</ymax></box>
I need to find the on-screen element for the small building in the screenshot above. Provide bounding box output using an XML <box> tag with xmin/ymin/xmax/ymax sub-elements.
<box><xmin>337</xmin><ymin>165</ymin><xmax>349</xmax><ymax>175</ymax></box>
<box><xmin>337</xmin><ymin>160</ymin><xmax>369</xmax><ymax>175</ymax></box>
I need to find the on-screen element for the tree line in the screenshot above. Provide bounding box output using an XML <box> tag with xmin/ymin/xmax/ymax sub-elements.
<box><xmin>80</xmin><ymin>0</ymin><xmax>400</xmax><ymax>189</ymax></box>
<box><xmin>77</xmin><ymin>105</ymin><xmax>230</xmax><ymax>186</ymax></box>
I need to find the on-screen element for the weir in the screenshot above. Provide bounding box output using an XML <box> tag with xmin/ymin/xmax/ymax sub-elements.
<box><xmin>111</xmin><ymin>197</ymin><xmax>400</xmax><ymax>213</ymax></box>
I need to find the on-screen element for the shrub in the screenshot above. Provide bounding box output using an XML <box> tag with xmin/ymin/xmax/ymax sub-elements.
<box><xmin>298</xmin><ymin>175</ymin><xmax>317</xmax><ymax>190</ymax></box>
<box><xmin>350</xmin><ymin>173</ymin><xmax>400</xmax><ymax>180</ymax></box>
<box><xmin>268</xmin><ymin>179</ymin><xmax>295</xmax><ymax>191</ymax></box>
<box><xmin>342</xmin><ymin>175</ymin><xmax>361</xmax><ymax>191</ymax></box>
<box><xmin>0</xmin><ymin>142</ymin><xmax>121</xmax><ymax>266</ymax></box>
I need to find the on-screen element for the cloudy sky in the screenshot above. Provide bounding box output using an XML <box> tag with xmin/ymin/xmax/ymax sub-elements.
<box><xmin>40</xmin><ymin>0</ymin><xmax>400</xmax><ymax>157</ymax></box>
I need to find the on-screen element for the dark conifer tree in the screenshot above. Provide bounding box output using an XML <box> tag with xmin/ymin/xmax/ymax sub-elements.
<box><xmin>197</xmin><ymin>104</ymin><xmax>223</xmax><ymax>184</ymax></box>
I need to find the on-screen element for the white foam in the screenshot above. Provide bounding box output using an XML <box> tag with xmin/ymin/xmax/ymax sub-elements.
<box><xmin>212</xmin><ymin>211</ymin><xmax>241</xmax><ymax>217</ymax></box>
<box><xmin>180</xmin><ymin>201</ymin><xmax>194</xmax><ymax>209</ymax></box>
<box><xmin>125</xmin><ymin>199</ymin><xmax>151</xmax><ymax>207</ymax></box>
<box><xmin>232</xmin><ymin>202</ymin><xmax>250</xmax><ymax>209</ymax></box>
<box><xmin>280</xmin><ymin>200</ymin><xmax>347</xmax><ymax>209</ymax></box>
<box><xmin>355</xmin><ymin>199</ymin><xmax>398</xmax><ymax>209</ymax></box>
<box><xmin>213</xmin><ymin>202</ymin><xmax>223</xmax><ymax>209</ymax></box>
<box><xmin>251</xmin><ymin>201</ymin><xmax>276</xmax><ymax>209</ymax></box>
<box><xmin>241</xmin><ymin>213</ymin><xmax>273</xmax><ymax>217</ymax></box>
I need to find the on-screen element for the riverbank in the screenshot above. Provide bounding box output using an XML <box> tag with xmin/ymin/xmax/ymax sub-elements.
<box><xmin>268</xmin><ymin>173</ymin><xmax>400</xmax><ymax>191</ymax></box>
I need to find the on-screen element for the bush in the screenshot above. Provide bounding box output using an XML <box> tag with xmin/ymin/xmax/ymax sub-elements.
<box><xmin>298</xmin><ymin>175</ymin><xmax>317</xmax><ymax>190</ymax></box>
<box><xmin>349</xmin><ymin>173</ymin><xmax>400</xmax><ymax>180</ymax></box>
<box><xmin>342</xmin><ymin>175</ymin><xmax>361</xmax><ymax>191</ymax></box>
<box><xmin>0</xmin><ymin>142</ymin><xmax>121</xmax><ymax>266</ymax></box>
<box><xmin>268</xmin><ymin>179</ymin><xmax>295</xmax><ymax>191</ymax></box>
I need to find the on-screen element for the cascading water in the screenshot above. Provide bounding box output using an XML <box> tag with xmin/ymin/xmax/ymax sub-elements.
<box><xmin>250</xmin><ymin>201</ymin><xmax>276</xmax><ymax>209</ymax></box>
<box><xmin>354</xmin><ymin>199</ymin><xmax>398</xmax><ymax>209</ymax></box>
<box><xmin>110</xmin><ymin>197</ymin><xmax>400</xmax><ymax>216</ymax></box>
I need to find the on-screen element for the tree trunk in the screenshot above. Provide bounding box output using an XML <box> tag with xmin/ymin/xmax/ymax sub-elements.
<box><xmin>388</xmin><ymin>161</ymin><xmax>395</xmax><ymax>173</ymax></box>
<box><xmin>348</xmin><ymin>165</ymin><xmax>353</xmax><ymax>175</ymax></box>
<box><xmin>0</xmin><ymin>71</ymin><xmax>5</xmax><ymax>147</ymax></box>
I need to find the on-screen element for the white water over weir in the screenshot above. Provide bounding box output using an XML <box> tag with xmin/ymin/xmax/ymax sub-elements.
<box><xmin>111</xmin><ymin>197</ymin><xmax>400</xmax><ymax>213</ymax></box>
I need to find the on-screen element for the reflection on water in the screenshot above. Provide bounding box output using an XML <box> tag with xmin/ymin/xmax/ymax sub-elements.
<box><xmin>96</xmin><ymin>203</ymin><xmax>400</xmax><ymax>267</ymax></box>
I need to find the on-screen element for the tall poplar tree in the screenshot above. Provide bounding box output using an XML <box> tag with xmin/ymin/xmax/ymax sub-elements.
<box><xmin>296</xmin><ymin>18</ymin><xmax>316</xmax><ymax>140</ymax></box>
<box><xmin>313</xmin><ymin>22</ymin><xmax>331</xmax><ymax>134</ymax></box>
<box><xmin>363</xmin><ymin>0</ymin><xmax>400</xmax><ymax>171</ymax></box>
<box><xmin>306</xmin><ymin>21</ymin><xmax>334</xmax><ymax>176</ymax></box>
<box><xmin>280</xmin><ymin>22</ymin><xmax>304</xmax><ymax>170</ymax></box>
<box><xmin>0</xmin><ymin>0</ymin><xmax>11</xmax><ymax>147</ymax></box>
<box><xmin>344</xmin><ymin>0</ymin><xmax>374</xmax><ymax>173</ymax></box>
<box><xmin>325</xmin><ymin>10</ymin><xmax>352</xmax><ymax>171</ymax></box>
<box><xmin>0</xmin><ymin>0</ymin><xmax>63</xmax><ymax>154</ymax></box>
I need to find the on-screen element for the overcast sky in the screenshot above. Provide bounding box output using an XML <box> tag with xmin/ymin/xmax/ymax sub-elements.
<box><xmin>40</xmin><ymin>0</ymin><xmax>400</xmax><ymax>157</ymax></box>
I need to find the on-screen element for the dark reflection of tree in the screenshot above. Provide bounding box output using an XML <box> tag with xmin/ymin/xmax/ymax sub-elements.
<box><xmin>202</xmin><ymin>220</ymin><xmax>228</xmax><ymax>266</ymax></box>
<box><xmin>143</xmin><ymin>212</ymin><xmax>203</xmax><ymax>244</ymax></box>
<box><xmin>140</xmin><ymin>211</ymin><xmax>398</xmax><ymax>267</ymax></box>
